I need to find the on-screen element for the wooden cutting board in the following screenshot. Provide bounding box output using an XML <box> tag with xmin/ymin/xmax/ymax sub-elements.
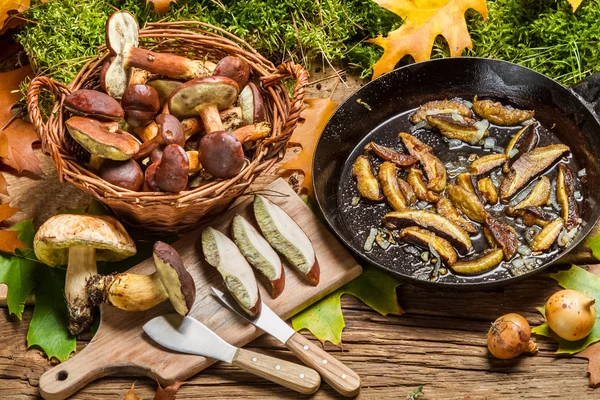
<box><xmin>37</xmin><ymin>178</ymin><xmax>362</xmax><ymax>399</ymax></box>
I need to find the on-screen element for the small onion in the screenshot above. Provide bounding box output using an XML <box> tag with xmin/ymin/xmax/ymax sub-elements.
<box><xmin>545</xmin><ymin>290</ymin><xmax>596</xmax><ymax>341</ymax></box>
<box><xmin>487</xmin><ymin>313</ymin><xmax>538</xmax><ymax>359</ymax></box>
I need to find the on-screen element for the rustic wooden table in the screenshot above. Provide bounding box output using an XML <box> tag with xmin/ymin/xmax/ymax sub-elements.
<box><xmin>1</xmin><ymin>70</ymin><xmax>599</xmax><ymax>399</ymax></box>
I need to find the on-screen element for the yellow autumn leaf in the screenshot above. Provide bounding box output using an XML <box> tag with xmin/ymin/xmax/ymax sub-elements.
<box><xmin>0</xmin><ymin>0</ymin><xmax>29</xmax><ymax>33</ymax></box>
<box><xmin>368</xmin><ymin>0</ymin><xmax>488</xmax><ymax>79</ymax></box>
<box><xmin>568</xmin><ymin>0</ymin><xmax>582</xmax><ymax>12</ymax></box>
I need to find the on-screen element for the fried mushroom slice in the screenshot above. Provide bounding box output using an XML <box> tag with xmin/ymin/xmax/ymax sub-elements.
<box><xmin>379</xmin><ymin>161</ymin><xmax>407</xmax><ymax>210</ymax></box>
<box><xmin>450</xmin><ymin>249</ymin><xmax>504</xmax><ymax>276</ymax></box>
<box><xmin>504</xmin><ymin>122</ymin><xmax>538</xmax><ymax>173</ymax></box>
<box><xmin>364</xmin><ymin>142</ymin><xmax>417</xmax><ymax>167</ymax></box>
<box><xmin>352</xmin><ymin>155</ymin><xmax>383</xmax><ymax>201</ymax></box>
<box><xmin>530</xmin><ymin>219</ymin><xmax>564</xmax><ymax>252</ymax></box>
<box><xmin>436</xmin><ymin>197</ymin><xmax>478</xmax><ymax>234</ymax></box>
<box><xmin>382</xmin><ymin>210</ymin><xmax>472</xmax><ymax>252</ymax></box>
<box><xmin>478</xmin><ymin>177</ymin><xmax>498</xmax><ymax>204</ymax></box>
<box><xmin>399</xmin><ymin>132</ymin><xmax>446</xmax><ymax>192</ymax></box>
<box><xmin>456</xmin><ymin>173</ymin><xmax>476</xmax><ymax>194</ymax></box>
<box><xmin>500</xmin><ymin>144</ymin><xmax>570</xmax><ymax>201</ymax></box>
<box><xmin>410</xmin><ymin>100</ymin><xmax>471</xmax><ymax>124</ymax></box>
<box><xmin>447</xmin><ymin>184</ymin><xmax>488</xmax><ymax>223</ymax></box>
<box><xmin>426</xmin><ymin>114</ymin><xmax>489</xmax><ymax>145</ymax></box>
<box><xmin>398</xmin><ymin>178</ymin><xmax>417</xmax><ymax>205</ymax></box>
<box><xmin>518</xmin><ymin>206</ymin><xmax>553</xmax><ymax>227</ymax></box>
<box><xmin>399</xmin><ymin>227</ymin><xmax>457</xmax><ymax>265</ymax></box>
<box><xmin>407</xmin><ymin>168</ymin><xmax>441</xmax><ymax>202</ymax></box>
<box><xmin>472</xmin><ymin>96</ymin><xmax>535</xmax><ymax>126</ymax></box>
<box><xmin>484</xmin><ymin>215</ymin><xmax>519</xmax><ymax>260</ymax></box>
<box><xmin>557</xmin><ymin>164</ymin><xmax>579</xmax><ymax>230</ymax></box>
<box><xmin>469</xmin><ymin>154</ymin><xmax>508</xmax><ymax>175</ymax></box>
<box><xmin>506</xmin><ymin>176</ymin><xmax>551</xmax><ymax>215</ymax></box>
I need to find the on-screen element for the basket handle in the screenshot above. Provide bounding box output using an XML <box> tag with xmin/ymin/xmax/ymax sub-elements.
<box><xmin>26</xmin><ymin>76</ymin><xmax>71</xmax><ymax>154</ymax></box>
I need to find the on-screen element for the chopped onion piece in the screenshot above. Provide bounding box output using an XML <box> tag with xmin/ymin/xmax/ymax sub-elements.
<box><xmin>521</xmin><ymin>118</ymin><xmax>535</xmax><ymax>126</ymax></box>
<box><xmin>376</xmin><ymin>234</ymin><xmax>391</xmax><ymax>250</ymax></box>
<box><xmin>429</xmin><ymin>242</ymin><xmax>442</xmax><ymax>280</ymax></box>
<box><xmin>574</xmin><ymin>191</ymin><xmax>583</xmax><ymax>201</ymax></box>
<box><xmin>351</xmin><ymin>196</ymin><xmax>360</xmax><ymax>206</ymax></box>
<box><xmin>448</xmin><ymin>139</ymin><xmax>463</xmax><ymax>149</ymax></box>
<box><xmin>511</xmin><ymin>258</ymin><xmax>524</xmax><ymax>268</ymax></box>
<box><xmin>451</xmin><ymin>112</ymin><xmax>465</xmax><ymax>123</ymax></box>
<box><xmin>517</xmin><ymin>245</ymin><xmax>532</xmax><ymax>256</ymax></box>
<box><xmin>410</xmin><ymin>120</ymin><xmax>429</xmax><ymax>133</ymax></box>
<box><xmin>420</xmin><ymin>251</ymin><xmax>430</xmax><ymax>262</ymax></box>
<box><xmin>462</xmin><ymin>100</ymin><xmax>473</xmax><ymax>108</ymax></box>
<box><xmin>416</xmin><ymin>200</ymin><xmax>429</xmax><ymax>209</ymax></box>
<box><xmin>493</xmin><ymin>146</ymin><xmax>505</xmax><ymax>153</ymax></box>
<box><xmin>508</xmin><ymin>148</ymin><xmax>519</xmax><ymax>158</ymax></box>
<box><xmin>404</xmin><ymin>246</ymin><xmax>422</xmax><ymax>257</ymax></box>
<box><xmin>483</xmin><ymin>138</ymin><xmax>496</xmax><ymax>149</ymax></box>
<box><xmin>364</xmin><ymin>228</ymin><xmax>378</xmax><ymax>252</ymax></box>
<box><xmin>578</xmin><ymin>168</ymin><xmax>587</xmax><ymax>178</ymax></box>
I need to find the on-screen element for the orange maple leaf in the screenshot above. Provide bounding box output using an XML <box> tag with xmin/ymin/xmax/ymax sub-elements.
<box><xmin>147</xmin><ymin>0</ymin><xmax>177</xmax><ymax>16</ymax></box>
<box><xmin>368</xmin><ymin>0</ymin><xmax>488</xmax><ymax>79</ymax></box>
<box><xmin>0</xmin><ymin>203</ymin><xmax>27</xmax><ymax>253</ymax></box>
<box><xmin>281</xmin><ymin>98</ymin><xmax>338</xmax><ymax>198</ymax></box>
<box><xmin>0</xmin><ymin>0</ymin><xmax>29</xmax><ymax>34</ymax></box>
<box><xmin>0</xmin><ymin>66</ymin><xmax>42</xmax><ymax>176</ymax></box>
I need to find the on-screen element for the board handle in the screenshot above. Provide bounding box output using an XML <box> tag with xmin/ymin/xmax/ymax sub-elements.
<box><xmin>232</xmin><ymin>348</ymin><xmax>320</xmax><ymax>394</ymax></box>
<box><xmin>286</xmin><ymin>332</ymin><xmax>361</xmax><ymax>397</ymax></box>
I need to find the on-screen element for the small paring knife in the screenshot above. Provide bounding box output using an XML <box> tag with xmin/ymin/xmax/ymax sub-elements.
<box><xmin>212</xmin><ymin>287</ymin><xmax>361</xmax><ymax>397</ymax></box>
<box><xmin>143</xmin><ymin>314</ymin><xmax>320</xmax><ymax>395</ymax></box>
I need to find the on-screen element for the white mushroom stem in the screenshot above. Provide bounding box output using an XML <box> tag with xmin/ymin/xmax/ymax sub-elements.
<box><xmin>65</xmin><ymin>246</ymin><xmax>97</xmax><ymax>335</ymax></box>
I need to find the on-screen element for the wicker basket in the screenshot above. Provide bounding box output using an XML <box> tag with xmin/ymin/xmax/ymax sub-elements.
<box><xmin>26</xmin><ymin>20</ymin><xmax>308</xmax><ymax>233</ymax></box>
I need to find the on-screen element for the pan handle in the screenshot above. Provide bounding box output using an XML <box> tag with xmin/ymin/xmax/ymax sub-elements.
<box><xmin>570</xmin><ymin>72</ymin><xmax>600</xmax><ymax>116</ymax></box>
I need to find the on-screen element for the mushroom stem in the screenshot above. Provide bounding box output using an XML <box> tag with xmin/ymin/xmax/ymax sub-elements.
<box><xmin>88</xmin><ymin>155</ymin><xmax>104</xmax><ymax>171</ymax></box>
<box><xmin>65</xmin><ymin>246</ymin><xmax>97</xmax><ymax>335</ymax></box>
<box><xmin>232</xmin><ymin>122</ymin><xmax>271</xmax><ymax>143</ymax></box>
<box><xmin>198</xmin><ymin>106</ymin><xmax>224</xmax><ymax>134</ymax></box>
<box><xmin>128</xmin><ymin>47</ymin><xmax>214</xmax><ymax>81</ymax></box>
<box><xmin>87</xmin><ymin>272</ymin><xmax>168</xmax><ymax>312</ymax></box>
<box><xmin>182</xmin><ymin>107</ymin><xmax>243</xmax><ymax>139</ymax></box>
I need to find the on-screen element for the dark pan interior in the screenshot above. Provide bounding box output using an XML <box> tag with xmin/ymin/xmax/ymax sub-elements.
<box><xmin>313</xmin><ymin>57</ymin><xmax>600</xmax><ymax>290</ymax></box>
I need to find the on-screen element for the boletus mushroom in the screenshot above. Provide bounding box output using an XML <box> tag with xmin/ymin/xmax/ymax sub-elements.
<box><xmin>238</xmin><ymin>82</ymin><xmax>265</xmax><ymax>126</ymax></box>
<box><xmin>213</xmin><ymin>56</ymin><xmax>251</xmax><ymax>91</ymax></box>
<box><xmin>64</xmin><ymin>89</ymin><xmax>124</xmax><ymax>121</ymax></box>
<box><xmin>134</xmin><ymin>113</ymin><xmax>185</xmax><ymax>161</ymax></box>
<box><xmin>98</xmin><ymin>159</ymin><xmax>144</xmax><ymax>191</ymax></box>
<box><xmin>87</xmin><ymin>241</ymin><xmax>196</xmax><ymax>315</ymax></box>
<box><xmin>104</xmin><ymin>11</ymin><xmax>215</xmax><ymax>98</ymax></box>
<box><xmin>33</xmin><ymin>214</ymin><xmax>136</xmax><ymax>335</ymax></box>
<box><xmin>121</xmin><ymin>83</ymin><xmax>160</xmax><ymax>127</ymax></box>
<box><xmin>155</xmin><ymin>144</ymin><xmax>190</xmax><ymax>192</ymax></box>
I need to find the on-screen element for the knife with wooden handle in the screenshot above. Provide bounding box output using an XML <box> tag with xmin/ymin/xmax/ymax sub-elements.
<box><xmin>212</xmin><ymin>287</ymin><xmax>361</xmax><ymax>397</ymax></box>
<box><xmin>143</xmin><ymin>314</ymin><xmax>320</xmax><ymax>394</ymax></box>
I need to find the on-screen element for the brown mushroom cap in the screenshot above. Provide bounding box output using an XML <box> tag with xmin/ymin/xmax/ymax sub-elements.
<box><xmin>121</xmin><ymin>84</ymin><xmax>160</xmax><ymax>127</ymax></box>
<box><xmin>144</xmin><ymin>162</ymin><xmax>161</xmax><ymax>192</ymax></box>
<box><xmin>199</xmin><ymin>131</ymin><xmax>245</xmax><ymax>179</ymax></box>
<box><xmin>155</xmin><ymin>144</ymin><xmax>189</xmax><ymax>192</ymax></box>
<box><xmin>238</xmin><ymin>82</ymin><xmax>265</xmax><ymax>125</ymax></box>
<box><xmin>134</xmin><ymin>113</ymin><xmax>184</xmax><ymax>161</ymax></box>
<box><xmin>168</xmin><ymin>76</ymin><xmax>239</xmax><ymax>120</ymax></box>
<box><xmin>213</xmin><ymin>56</ymin><xmax>250</xmax><ymax>91</ymax></box>
<box><xmin>153</xmin><ymin>241</ymin><xmax>196</xmax><ymax>315</ymax></box>
<box><xmin>66</xmin><ymin>116</ymin><xmax>140</xmax><ymax>160</ymax></box>
<box><xmin>65</xmin><ymin>90</ymin><xmax>124</xmax><ymax>122</ymax></box>
<box><xmin>147</xmin><ymin>78</ymin><xmax>184</xmax><ymax>108</ymax></box>
<box><xmin>98</xmin><ymin>159</ymin><xmax>144</xmax><ymax>191</ymax></box>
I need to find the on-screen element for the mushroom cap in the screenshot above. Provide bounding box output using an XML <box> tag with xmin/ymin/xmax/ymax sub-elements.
<box><xmin>147</xmin><ymin>78</ymin><xmax>184</xmax><ymax>108</ymax></box>
<box><xmin>66</xmin><ymin>116</ymin><xmax>140</xmax><ymax>160</ymax></box>
<box><xmin>122</xmin><ymin>84</ymin><xmax>160</xmax><ymax>127</ymax></box>
<box><xmin>168</xmin><ymin>76</ymin><xmax>239</xmax><ymax>119</ymax></box>
<box><xmin>199</xmin><ymin>131</ymin><xmax>245</xmax><ymax>179</ymax></box>
<box><xmin>144</xmin><ymin>162</ymin><xmax>161</xmax><ymax>191</ymax></box>
<box><xmin>213</xmin><ymin>56</ymin><xmax>251</xmax><ymax>91</ymax></box>
<box><xmin>156</xmin><ymin>114</ymin><xmax>185</xmax><ymax>146</ymax></box>
<box><xmin>34</xmin><ymin>214</ymin><xmax>137</xmax><ymax>267</ymax></box>
<box><xmin>153</xmin><ymin>241</ymin><xmax>196</xmax><ymax>315</ymax></box>
<box><xmin>155</xmin><ymin>144</ymin><xmax>189</xmax><ymax>192</ymax></box>
<box><xmin>65</xmin><ymin>89</ymin><xmax>124</xmax><ymax>122</ymax></box>
<box><xmin>104</xmin><ymin>11</ymin><xmax>139</xmax><ymax>98</ymax></box>
<box><xmin>238</xmin><ymin>82</ymin><xmax>265</xmax><ymax>125</ymax></box>
<box><xmin>98</xmin><ymin>159</ymin><xmax>144</xmax><ymax>191</ymax></box>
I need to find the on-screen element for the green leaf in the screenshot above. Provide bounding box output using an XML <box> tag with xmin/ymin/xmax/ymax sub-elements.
<box><xmin>532</xmin><ymin>265</ymin><xmax>600</xmax><ymax>354</ymax></box>
<box><xmin>586</xmin><ymin>233</ymin><xmax>600</xmax><ymax>261</ymax></box>
<box><xmin>27</xmin><ymin>267</ymin><xmax>75</xmax><ymax>362</ymax></box>
<box><xmin>292</xmin><ymin>267</ymin><xmax>403</xmax><ymax>344</ymax></box>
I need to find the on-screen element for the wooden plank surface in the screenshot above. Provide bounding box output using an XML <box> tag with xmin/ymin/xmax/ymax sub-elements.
<box><xmin>1</xmin><ymin>68</ymin><xmax>600</xmax><ymax>399</ymax></box>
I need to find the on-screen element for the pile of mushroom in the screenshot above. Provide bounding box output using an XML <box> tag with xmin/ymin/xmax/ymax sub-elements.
<box><xmin>63</xmin><ymin>10</ymin><xmax>270</xmax><ymax>193</ymax></box>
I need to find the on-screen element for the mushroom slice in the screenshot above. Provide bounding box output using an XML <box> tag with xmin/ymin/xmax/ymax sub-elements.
<box><xmin>379</xmin><ymin>161</ymin><xmax>407</xmax><ymax>210</ymax></box>
<box><xmin>352</xmin><ymin>155</ymin><xmax>383</xmax><ymax>201</ymax></box>
<box><xmin>500</xmin><ymin>144</ymin><xmax>570</xmax><ymax>200</ymax></box>
<box><xmin>557</xmin><ymin>164</ymin><xmax>580</xmax><ymax>230</ymax></box>
<box><xmin>66</xmin><ymin>116</ymin><xmax>140</xmax><ymax>160</ymax></box>
<box><xmin>456</xmin><ymin>173</ymin><xmax>476</xmax><ymax>194</ymax></box>
<box><xmin>254</xmin><ymin>195</ymin><xmax>320</xmax><ymax>285</ymax></box>
<box><xmin>202</xmin><ymin>227</ymin><xmax>261</xmax><ymax>317</ymax></box>
<box><xmin>446</xmin><ymin>184</ymin><xmax>488</xmax><ymax>223</ymax></box>
<box><xmin>530</xmin><ymin>219</ymin><xmax>564</xmax><ymax>252</ymax></box>
<box><xmin>518</xmin><ymin>206</ymin><xmax>553</xmax><ymax>227</ymax></box>
<box><xmin>398</xmin><ymin>178</ymin><xmax>417</xmax><ymax>205</ymax></box>
<box><xmin>407</xmin><ymin>168</ymin><xmax>440</xmax><ymax>202</ymax></box>
<box><xmin>504</xmin><ymin>122</ymin><xmax>538</xmax><ymax>173</ymax></box>
<box><xmin>86</xmin><ymin>272</ymin><xmax>167</xmax><ymax>312</ymax></box>
<box><xmin>478</xmin><ymin>177</ymin><xmax>498</xmax><ymax>204</ymax></box>
<box><xmin>484</xmin><ymin>215</ymin><xmax>519</xmax><ymax>260</ymax></box>
<box><xmin>450</xmin><ymin>249</ymin><xmax>504</xmax><ymax>275</ymax></box>
<box><xmin>382</xmin><ymin>210</ymin><xmax>472</xmax><ymax>252</ymax></box>
<box><xmin>364</xmin><ymin>142</ymin><xmax>417</xmax><ymax>167</ymax></box>
<box><xmin>64</xmin><ymin>89</ymin><xmax>124</xmax><ymax>121</ymax></box>
<box><xmin>472</xmin><ymin>96</ymin><xmax>535</xmax><ymax>126</ymax></box>
<box><xmin>238</xmin><ymin>82</ymin><xmax>266</xmax><ymax>125</ymax></box>
<box><xmin>399</xmin><ymin>132</ymin><xmax>446</xmax><ymax>192</ymax></box>
<box><xmin>506</xmin><ymin>176</ymin><xmax>551</xmax><ymax>215</ymax></box>
<box><xmin>409</xmin><ymin>100</ymin><xmax>471</xmax><ymax>124</ymax></box>
<box><xmin>232</xmin><ymin>215</ymin><xmax>285</xmax><ymax>298</ymax></box>
<box><xmin>153</xmin><ymin>241</ymin><xmax>196</xmax><ymax>316</ymax></box>
<box><xmin>435</xmin><ymin>197</ymin><xmax>478</xmax><ymax>234</ymax></box>
<box><xmin>426</xmin><ymin>114</ymin><xmax>489</xmax><ymax>145</ymax></box>
<box><xmin>469</xmin><ymin>154</ymin><xmax>508</xmax><ymax>175</ymax></box>
<box><xmin>399</xmin><ymin>227</ymin><xmax>457</xmax><ymax>265</ymax></box>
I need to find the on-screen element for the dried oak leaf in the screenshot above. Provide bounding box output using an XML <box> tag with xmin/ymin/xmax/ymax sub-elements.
<box><xmin>281</xmin><ymin>98</ymin><xmax>338</xmax><ymax>198</ymax></box>
<box><xmin>0</xmin><ymin>65</ymin><xmax>42</xmax><ymax>176</ymax></box>
<box><xmin>147</xmin><ymin>0</ymin><xmax>177</xmax><ymax>16</ymax></box>
<box><xmin>154</xmin><ymin>381</ymin><xmax>184</xmax><ymax>400</ymax></box>
<box><xmin>124</xmin><ymin>382</ymin><xmax>143</xmax><ymax>400</ymax></box>
<box><xmin>0</xmin><ymin>203</ymin><xmax>27</xmax><ymax>253</ymax></box>
<box><xmin>367</xmin><ymin>0</ymin><xmax>488</xmax><ymax>79</ymax></box>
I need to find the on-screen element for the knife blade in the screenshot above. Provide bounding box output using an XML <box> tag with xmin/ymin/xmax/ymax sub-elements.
<box><xmin>212</xmin><ymin>287</ymin><xmax>361</xmax><ymax>397</ymax></box>
<box><xmin>143</xmin><ymin>314</ymin><xmax>320</xmax><ymax>394</ymax></box>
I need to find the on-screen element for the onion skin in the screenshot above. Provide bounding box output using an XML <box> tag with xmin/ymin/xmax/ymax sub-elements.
<box><xmin>487</xmin><ymin>313</ymin><xmax>538</xmax><ymax>359</ymax></box>
<box><xmin>545</xmin><ymin>290</ymin><xmax>596</xmax><ymax>341</ymax></box>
